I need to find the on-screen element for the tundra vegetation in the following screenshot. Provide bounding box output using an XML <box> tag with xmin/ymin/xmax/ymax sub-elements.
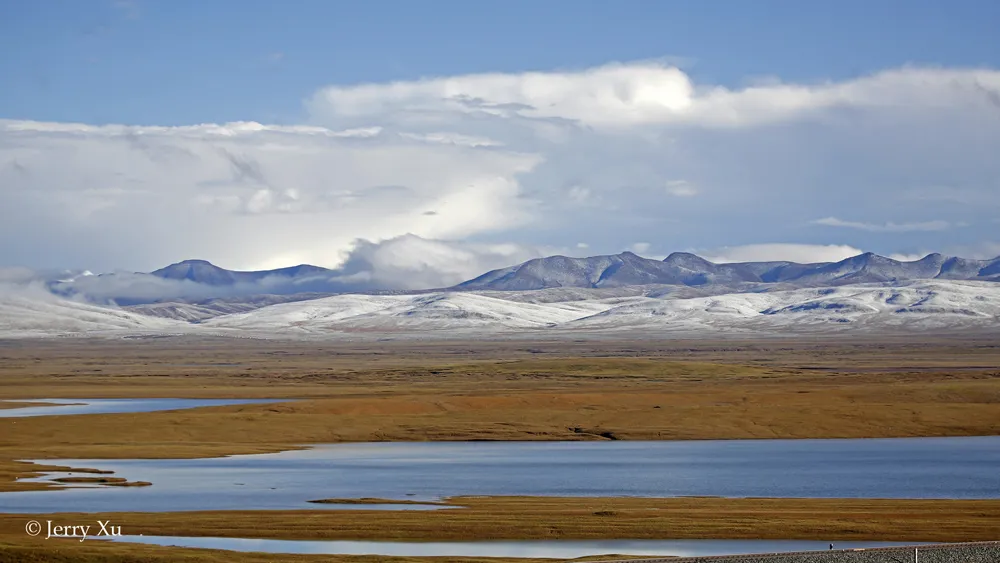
<box><xmin>1</xmin><ymin>336</ymin><xmax>999</xmax><ymax>562</ymax></box>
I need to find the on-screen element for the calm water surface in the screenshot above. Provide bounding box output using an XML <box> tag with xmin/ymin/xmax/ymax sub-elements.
<box><xmin>2</xmin><ymin>437</ymin><xmax>998</xmax><ymax>513</ymax></box>
<box><xmin>0</xmin><ymin>398</ymin><xmax>286</xmax><ymax>418</ymax></box>
<box><xmin>101</xmin><ymin>537</ymin><xmax>928</xmax><ymax>558</ymax></box>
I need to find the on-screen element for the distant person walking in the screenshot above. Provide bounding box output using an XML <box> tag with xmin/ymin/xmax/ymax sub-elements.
<box><xmin>829</xmin><ymin>544</ymin><xmax>833</xmax><ymax>550</ymax></box>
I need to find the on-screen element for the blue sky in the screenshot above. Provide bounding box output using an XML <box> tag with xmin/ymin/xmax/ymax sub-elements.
<box><xmin>1</xmin><ymin>0</ymin><xmax>999</xmax><ymax>281</ymax></box>
<box><xmin>2</xmin><ymin>0</ymin><xmax>999</xmax><ymax>125</ymax></box>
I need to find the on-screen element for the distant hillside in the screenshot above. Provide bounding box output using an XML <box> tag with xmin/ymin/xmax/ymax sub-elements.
<box><xmin>151</xmin><ymin>259</ymin><xmax>333</xmax><ymax>286</ymax></box>
<box><xmin>455</xmin><ymin>251</ymin><xmax>1000</xmax><ymax>291</ymax></box>
<box><xmin>36</xmin><ymin>251</ymin><xmax>1000</xmax><ymax>309</ymax></box>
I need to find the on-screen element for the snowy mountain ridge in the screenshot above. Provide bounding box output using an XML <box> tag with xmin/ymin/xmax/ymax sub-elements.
<box><xmin>457</xmin><ymin>251</ymin><xmax>1000</xmax><ymax>291</ymax></box>
<box><xmin>36</xmin><ymin>251</ymin><xmax>1000</xmax><ymax>308</ymax></box>
<box><xmin>2</xmin><ymin>279</ymin><xmax>998</xmax><ymax>339</ymax></box>
<box><xmin>3</xmin><ymin>250</ymin><xmax>998</xmax><ymax>339</ymax></box>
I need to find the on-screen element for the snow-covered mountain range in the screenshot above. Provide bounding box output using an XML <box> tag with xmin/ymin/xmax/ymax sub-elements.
<box><xmin>2</xmin><ymin>251</ymin><xmax>999</xmax><ymax>339</ymax></box>
<box><xmin>458</xmin><ymin>251</ymin><xmax>1000</xmax><ymax>290</ymax></box>
<box><xmin>36</xmin><ymin>251</ymin><xmax>1000</xmax><ymax>305</ymax></box>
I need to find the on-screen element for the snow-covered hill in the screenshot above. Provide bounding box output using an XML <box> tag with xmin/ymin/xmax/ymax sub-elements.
<box><xmin>5</xmin><ymin>279</ymin><xmax>996</xmax><ymax>339</ymax></box>
<box><xmin>34</xmin><ymin>251</ymin><xmax>1000</xmax><ymax>307</ymax></box>
<box><xmin>565</xmin><ymin>281</ymin><xmax>1000</xmax><ymax>335</ymax></box>
<box><xmin>200</xmin><ymin>292</ymin><xmax>617</xmax><ymax>334</ymax></box>
<box><xmin>0</xmin><ymin>292</ymin><xmax>192</xmax><ymax>338</ymax></box>
<box><xmin>457</xmin><ymin>251</ymin><xmax>1000</xmax><ymax>291</ymax></box>
<box><xmin>126</xmin><ymin>293</ymin><xmax>333</xmax><ymax>323</ymax></box>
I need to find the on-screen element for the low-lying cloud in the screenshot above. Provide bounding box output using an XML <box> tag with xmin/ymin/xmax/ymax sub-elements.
<box><xmin>4</xmin><ymin>235</ymin><xmax>558</xmax><ymax>304</ymax></box>
<box><xmin>2</xmin><ymin>61</ymin><xmax>999</xmax><ymax>287</ymax></box>
<box><xmin>812</xmin><ymin>217</ymin><xmax>953</xmax><ymax>232</ymax></box>
<box><xmin>699</xmin><ymin>244</ymin><xmax>866</xmax><ymax>264</ymax></box>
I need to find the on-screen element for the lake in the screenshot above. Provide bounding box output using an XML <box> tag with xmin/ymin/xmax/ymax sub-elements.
<box><xmin>99</xmin><ymin>536</ymin><xmax>929</xmax><ymax>558</ymax></box>
<box><xmin>3</xmin><ymin>437</ymin><xmax>998</xmax><ymax>513</ymax></box>
<box><xmin>0</xmin><ymin>398</ymin><xmax>286</xmax><ymax>418</ymax></box>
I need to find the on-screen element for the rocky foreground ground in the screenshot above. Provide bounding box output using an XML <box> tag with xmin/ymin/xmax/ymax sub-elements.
<box><xmin>601</xmin><ymin>542</ymin><xmax>1000</xmax><ymax>563</ymax></box>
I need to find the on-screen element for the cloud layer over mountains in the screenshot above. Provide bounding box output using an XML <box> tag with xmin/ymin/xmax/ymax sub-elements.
<box><xmin>0</xmin><ymin>246</ymin><xmax>992</xmax><ymax>308</ymax></box>
<box><xmin>2</xmin><ymin>61</ymin><xmax>1000</xmax><ymax>282</ymax></box>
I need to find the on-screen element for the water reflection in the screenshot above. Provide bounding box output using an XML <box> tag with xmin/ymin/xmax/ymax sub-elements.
<box><xmin>2</xmin><ymin>437</ymin><xmax>997</xmax><ymax>513</ymax></box>
<box><xmin>102</xmin><ymin>536</ymin><xmax>928</xmax><ymax>558</ymax></box>
<box><xmin>0</xmin><ymin>398</ymin><xmax>287</xmax><ymax>418</ymax></box>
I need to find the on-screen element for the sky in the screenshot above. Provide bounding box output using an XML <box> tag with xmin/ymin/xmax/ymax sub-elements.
<box><xmin>1</xmin><ymin>0</ymin><xmax>1000</xmax><ymax>290</ymax></box>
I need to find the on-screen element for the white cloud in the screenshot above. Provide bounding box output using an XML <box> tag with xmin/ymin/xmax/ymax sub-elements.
<box><xmin>307</xmin><ymin>61</ymin><xmax>698</xmax><ymax>129</ymax></box>
<box><xmin>399</xmin><ymin>132</ymin><xmax>504</xmax><ymax>147</ymax></box>
<box><xmin>3</xmin><ymin>235</ymin><xmax>557</xmax><ymax>303</ymax></box>
<box><xmin>2</xmin><ymin>60</ymin><xmax>1000</xmax><ymax>286</ymax></box>
<box><xmin>566</xmin><ymin>185</ymin><xmax>597</xmax><ymax>206</ymax></box>
<box><xmin>0</xmin><ymin>267</ymin><xmax>48</xmax><ymax>285</ymax></box>
<box><xmin>700</xmin><ymin>244</ymin><xmax>866</xmax><ymax>264</ymax></box>
<box><xmin>812</xmin><ymin>217</ymin><xmax>952</xmax><ymax>232</ymax></box>
<box><xmin>0</xmin><ymin>120</ymin><xmax>539</xmax><ymax>271</ymax></box>
<box><xmin>933</xmin><ymin>242</ymin><xmax>1000</xmax><ymax>260</ymax></box>
<box><xmin>333</xmin><ymin>235</ymin><xmax>556</xmax><ymax>289</ymax></box>
<box><xmin>888</xmin><ymin>253</ymin><xmax>930</xmax><ymax>262</ymax></box>
<box><xmin>630</xmin><ymin>242</ymin><xmax>651</xmax><ymax>254</ymax></box>
<box><xmin>665</xmin><ymin>180</ymin><xmax>698</xmax><ymax>197</ymax></box>
<box><xmin>308</xmin><ymin>62</ymin><xmax>1000</xmax><ymax>129</ymax></box>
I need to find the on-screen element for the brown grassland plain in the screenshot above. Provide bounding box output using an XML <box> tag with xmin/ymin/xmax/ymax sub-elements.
<box><xmin>1</xmin><ymin>336</ymin><xmax>999</xmax><ymax>562</ymax></box>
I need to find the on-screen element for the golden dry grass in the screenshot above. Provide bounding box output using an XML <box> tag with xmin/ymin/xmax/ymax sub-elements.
<box><xmin>1</xmin><ymin>337</ymin><xmax>999</xmax><ymax>561</ymax></box>
<box><xmin>0</xmin><ymin>540</ymin><xmax>570</xmax><ymax>563</ymax></box>
<box><xmin>2</xmin><ymin>338</ymin><xmax>999</xmax><ymax>490</ymax></box>
<box><xmin>1</xmin><ymin>496</ymin><xmax>998</xmax><ymax>544</ymax></box>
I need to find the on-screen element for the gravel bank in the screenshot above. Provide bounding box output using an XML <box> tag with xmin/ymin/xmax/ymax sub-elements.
<box><xmin>598</xmin><ymin>542</ymin><xmax>1000</xmax><ymax>563</ymax></box>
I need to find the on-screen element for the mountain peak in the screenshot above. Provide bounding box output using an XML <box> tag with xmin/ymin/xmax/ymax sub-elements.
<box><xmin>664</xmin><ymin>251</ymin><xmax>702</xmax><ymax>260</ymax></box>
<box><xmin>147</xmin><ymin>259</ymin><xmax>336</xmax><ymax>288</ymax></box>
<box><xmin>618</xmin><ymin>251</ymin><xmax>644</xmax><ymax>259</ymax></box>
<box><xmin>663</xmin><ymin>252</ymin><xmax>715</xmax><ymax>269</ymax></box>
<box><xmin>151</xmin><ymin>259</ymin><xmax>235</xmax><ymax>285</ymax></box>
<box><xmin>839</xmin><ymin>252</ymin><xmax>888</xmax><ymax>265</ymax></box>
<box><xmin>152</xmin><ymin>258</ymin><xmax>224</xmax><ymax>272</ymax></box>
<box><xmin>157</xmin><ymin>258</ymin><xmax>218</xmax><ymax>267</ymax></box>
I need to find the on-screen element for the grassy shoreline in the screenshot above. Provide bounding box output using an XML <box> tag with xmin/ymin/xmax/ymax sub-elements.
<box><xmin>2</xmin><ymin>339</ymin><xmax>999</xmax><ymax>561</ymax></box>
<box><xmin>2</xmin><ymin>496</ymin><xmax>999</xmax><ymax>544</ymax></box>
<box><xmin>4</xmin><ymin>387</ymin><xmax>999</xmax><ymax>483</ymax></box>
